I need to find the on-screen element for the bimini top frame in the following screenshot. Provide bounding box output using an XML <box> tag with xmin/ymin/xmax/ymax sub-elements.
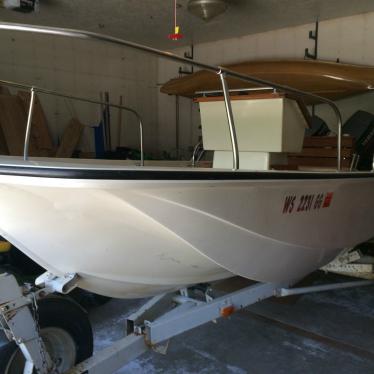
<box><xmin>0</xmin><ymin>22</ymin><xmax>343</xmax><ymax>171</ymax></box>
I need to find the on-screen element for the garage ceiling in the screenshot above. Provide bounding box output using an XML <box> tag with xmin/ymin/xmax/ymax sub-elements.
<box><xmin>0</xmin><ymin>0</ymin><xmax>374</xmax><ymax>48</ymax></box>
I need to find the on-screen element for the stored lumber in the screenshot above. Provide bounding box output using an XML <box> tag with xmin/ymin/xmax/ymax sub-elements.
<box><xmin>0</xmin><ymin>86</ymin><xmax>11</xmax><ymax>95</ymax></box>
<box><xmin>56</xmin><ymin>118</ymin><xmax>84</xmax><ymax>158</ymax></box>
<box><xmin>0</xmin><ymin>95</ymin><xmax>38</xmax><ymax>156</ymax></box>
<box><xmin>0</xmin><ymin>125</ymin><xmax>9</xmax><ymax>155</ymax></box>
<box><xmin>17</xmin><ymin>91</ymin><xmax>55</xmax><ymax>156</ymax></box>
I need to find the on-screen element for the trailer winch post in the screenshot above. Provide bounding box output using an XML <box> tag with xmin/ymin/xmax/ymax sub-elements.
<box><xmin>0</xmin><ymin>274</ymin><xmax>51</xmax><ymax>373</ymax></box>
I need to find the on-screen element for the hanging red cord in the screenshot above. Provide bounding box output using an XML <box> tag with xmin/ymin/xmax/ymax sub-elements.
<box><xmin>168</xmin><ymin>0</ymin><xmax>183</xmax><ymax>40</ymax></box>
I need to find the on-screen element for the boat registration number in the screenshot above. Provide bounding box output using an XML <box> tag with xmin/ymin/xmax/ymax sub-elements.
<box><xmin>283</xmin><ymin>192</ymin><xmax>334</xmax><ymax>214</ymax></box>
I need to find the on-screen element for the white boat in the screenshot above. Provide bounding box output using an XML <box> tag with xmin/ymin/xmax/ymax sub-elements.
<box><xmin>0</xmin><ymin>158</ymin><xmax>373</xmax><ymax>298</ymax></box>
<box><xmin>0</xmin><ymin>23</ymin><xmax>373</xmax><ymax>298</ymax></box>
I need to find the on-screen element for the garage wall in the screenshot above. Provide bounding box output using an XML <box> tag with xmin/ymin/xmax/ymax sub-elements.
<box><xmin>1</xmin><ymin>12</ymin><xmax>373</xmax><ymax>159</ymax></box>
<box><xmin>0</xmin><ymin>31</ymin><xmax>159</xmax><ymax>154</ymax></box>
<box><xmin>158</xmin><ymin>12</ymin><xmax>374</xmax><ymax>158</ymax></box>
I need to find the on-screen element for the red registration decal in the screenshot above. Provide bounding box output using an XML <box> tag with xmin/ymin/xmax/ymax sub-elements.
<box><xmin>283</xmin><ymin>192</ymin><xmax>334</xmax><ymax>214</ymax></box>
<box><xmin>323</xmin><ymin>192</ymin><xmax>334</xmax><ymax>208</ymax></box>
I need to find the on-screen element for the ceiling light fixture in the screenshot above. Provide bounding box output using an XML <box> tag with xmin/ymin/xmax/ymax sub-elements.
<box><xmin>187</xmin><ymin>0</ymin><xmax>228</xmax><ymax>22</ymax></box>
<box><xmin>168</xmin><ymin>0</ymin><xmax>183</xmax><ymax>41</ymax></box>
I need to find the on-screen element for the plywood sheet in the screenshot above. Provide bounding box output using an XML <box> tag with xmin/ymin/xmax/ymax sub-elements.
<box><xmin>17</xmin><ymin>91</ymin><xmax>55</xmax><ymax>156</ymax></box>
<box><xmin>0</xmin><ymin>95</ymin><xmax>38</xmax><ymax>156</ymax></box>
<box><xmin>56</xmin><ymin>118</ymin><xmax>84</xmax><ymax>158</ymax></box>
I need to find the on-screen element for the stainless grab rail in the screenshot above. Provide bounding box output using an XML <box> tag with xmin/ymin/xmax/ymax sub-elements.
<box><xmin>24</xmin><ymin>87</ymin><xmax>36</xmax><ymax>159</ymax></box>
<box><xmin>191</xmin><ymin>141</ymin><xmax>205</xmax><ymax>167</ymax></box>
<box><xmin>195</xmin><ymin>87</ymin><xmax>274</xmax><ymax>95</ymax></box>
<box><xmin>219</xmin><ymin>72</ymin><xmax>239</xmax><ymax>170</ymax></box>
<box><xmin>0</xmin><ymin>79</ymin><xmax>144</xmax><ymax>165</ymax></box>
<box><xmin>0</xmin><ymin>22</ymin><xmax>343</xmax><ymax>171</ymax></box>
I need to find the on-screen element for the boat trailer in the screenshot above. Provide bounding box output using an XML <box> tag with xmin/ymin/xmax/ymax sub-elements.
<box><xmin>0</xmin><ymin>272</ymin><xmax>373</xmax><ymax>374</ymax></box>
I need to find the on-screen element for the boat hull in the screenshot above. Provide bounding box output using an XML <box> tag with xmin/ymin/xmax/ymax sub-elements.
<box><xmin>0</xmin><ymin>164</ymin><xmax>373</xmax><ymax>298</ymax></box>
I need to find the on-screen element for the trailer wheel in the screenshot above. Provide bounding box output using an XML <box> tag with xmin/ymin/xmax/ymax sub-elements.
<box><xmin>0</xmin><ymin>295</ymin><xmax>93</xmax><ymax>373</ymax></box>
<box><xmin>70</xmin><ymin>288</ymin><xmax>111</xmax><ymax>308</ymax></box>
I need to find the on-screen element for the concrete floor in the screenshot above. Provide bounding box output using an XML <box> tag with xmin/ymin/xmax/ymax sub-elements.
<box><xmin>89</xmin><ymin>274</ymin><xmax>374</xmax><ymax>374</ymax></box>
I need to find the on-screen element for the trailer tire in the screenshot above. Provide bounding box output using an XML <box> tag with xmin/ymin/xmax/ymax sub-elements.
<box><xmin>70</xmin><ymin>288</ymin><xmax>111</xmax><ymax>308</ymax></box>
<box><xmin>0</xmin><ymin>342</ymin><xmax>19</xmax><ymax>374</ymax></box>
<box><xmin>0</xmin><ymin>295</ymin><xmax>93</xmax><ymax>373</ymax></box>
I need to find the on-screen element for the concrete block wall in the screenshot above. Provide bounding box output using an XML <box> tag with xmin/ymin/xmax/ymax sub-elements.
<box><xmin>0</xmin><ymin>31</ymin><xmax>159</xmax><ymax>154</ymax></box>
<box><xmin>158</xmin><ymin>12</ymin><xmax>374</xmax><ymax>157</ymax></box>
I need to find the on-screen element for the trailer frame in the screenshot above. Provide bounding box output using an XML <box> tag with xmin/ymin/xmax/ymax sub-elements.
<box><xmin>1</xmin><ymin>271</ymin><xmax>373</xmax><ymax>374</ymax></box>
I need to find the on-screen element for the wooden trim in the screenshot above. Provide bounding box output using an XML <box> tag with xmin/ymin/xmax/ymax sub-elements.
<box><xmin>289</xmin><ymin>148</ymin><xmax>352</xmax><ymax>158</ymax></box>
<box><xmin>303</xmin><ymin>136</ymin><xmax>354</xmax><ymax>148</ymax></box>
<box><xmin>288</xmin><ymin>156</ymin><xmax>352</xmax><ymax>168</ymax></box>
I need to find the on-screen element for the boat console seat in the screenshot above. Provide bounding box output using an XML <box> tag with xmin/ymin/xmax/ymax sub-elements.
<box><xmin>195</xmin><ymin>93</ymin><xmax>309</xmax><ymax>171</ymax></box>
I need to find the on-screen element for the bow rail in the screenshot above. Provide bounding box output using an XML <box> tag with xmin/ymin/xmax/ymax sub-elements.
<box><xmin>0</xmin><ymin>79</ymin><xmax>144</xmax><ymax>165</ymax></box>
